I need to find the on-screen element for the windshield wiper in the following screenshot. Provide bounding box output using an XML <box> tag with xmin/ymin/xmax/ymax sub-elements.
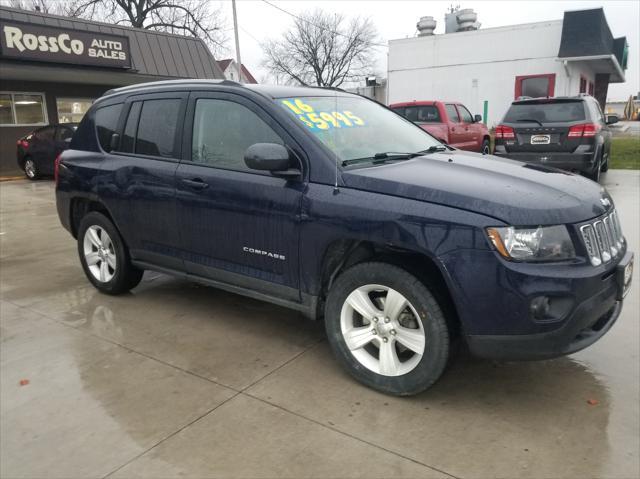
<box><xmin>342</xmin><ymin>146</ymin><xmax>447</xmax><ymax>167</ymax></box>
<box><xmin>515</xmin><ymin>118</ymin><xmax>544</xmax><ymax>126</ymax></box>
<box><xmin>342</xmin><ymin>152</ymin><xmax>416</xmax><ymax>166</ymax></box>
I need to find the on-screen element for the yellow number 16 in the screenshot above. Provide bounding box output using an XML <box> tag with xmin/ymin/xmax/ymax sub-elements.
<box><xmin>282</xmin><ymin>99</ymin><xmax>314</xmax><ymax>115</ymax></box>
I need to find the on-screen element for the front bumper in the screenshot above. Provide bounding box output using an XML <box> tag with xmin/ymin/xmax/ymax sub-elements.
<box><xmin>493</xmin><ymin>150</ymin><xmax>596</xmax><ymax>173</ymax></box>
<box><xmin>466</xmin><ymin>250</ymin><xmax>633</xmax><ymax>360</ymax></box>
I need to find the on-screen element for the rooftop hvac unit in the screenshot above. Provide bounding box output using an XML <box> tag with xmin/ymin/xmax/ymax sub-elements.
<box><xmin>417</xmin><ymin>16</ymin><xmax>437</xmax><ymax>36</ymax></box>
<box><xmin>456</xmin><ymin>8</ymin><xmax>481</xmax><ymax>31</ymax></box>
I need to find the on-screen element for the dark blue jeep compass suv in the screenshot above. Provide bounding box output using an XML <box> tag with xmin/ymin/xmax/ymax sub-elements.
<box><xmin>55</xmin><ymin>80</ymin><xmax>634</xmax><ymax>395</ymax></box>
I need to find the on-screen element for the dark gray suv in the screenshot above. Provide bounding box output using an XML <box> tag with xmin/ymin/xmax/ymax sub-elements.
<box><xmin>493</xmin><ymin>96</ymin><xmax>618</xmax><ymax>182</ymax></box>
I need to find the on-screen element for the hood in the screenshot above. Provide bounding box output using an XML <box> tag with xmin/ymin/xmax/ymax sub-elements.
<box><xmin>341</xmin><ymin>150</ymin><xmax>611</xmax><ymax>225</ymax></box>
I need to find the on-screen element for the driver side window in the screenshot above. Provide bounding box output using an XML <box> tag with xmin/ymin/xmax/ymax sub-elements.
<box><xmin>191</xmin><ymin>99</ymin><xmax>283</xmax><ymax>172</ymax></box>
<box><xmin>457</xmin><ymin>105</ymin><xmax>473</xmax><ymax>123</ymax></box>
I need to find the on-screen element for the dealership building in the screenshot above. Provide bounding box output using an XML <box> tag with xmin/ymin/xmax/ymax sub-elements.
<box><xmin>388</xmin><ymin>8</ymin><xmax>629</xmax><ymax>126</ymax></box>
<box><xmin>0</xmin><ymin>6</ymin><xmax>224</xmax><ymax>175</ymax></box>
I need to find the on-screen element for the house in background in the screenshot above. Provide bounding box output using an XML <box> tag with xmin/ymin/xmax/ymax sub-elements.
<box><xmin>217</xmin><ymin>59</ymin><xmax>258</xmax><ymax>84</ymax></box>
<box><xmin>388</xmin><ymin>8</ymin><xmax>628</xmax><ymax>126</ymax></box>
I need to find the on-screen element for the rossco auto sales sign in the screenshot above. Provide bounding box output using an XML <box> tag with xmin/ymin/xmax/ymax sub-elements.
<box><xmin>0</xmin><ymin>21</ymin><xmax>131</xmax><ymax>68</ymax></box>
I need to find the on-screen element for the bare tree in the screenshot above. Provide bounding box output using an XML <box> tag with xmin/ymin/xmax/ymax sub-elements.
<box><xmin>2</xmin><ymin>0</ymin><xmax>69</xmax><ymax>15</ymax></box>
<box><xmin>4</xmin><ymin>0</ymin><xmax>229</xmax><ymax>55</ymax></box>
<box><xmin>263</xmin><ymin>9</ymin><xmax>378</xmax><ymax>88</ymax></box>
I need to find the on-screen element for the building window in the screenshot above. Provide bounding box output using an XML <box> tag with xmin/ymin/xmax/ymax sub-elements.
<box><xmin>514</xmin><ymin>74</ymin><xmax>555</xmax><ymax>99</ymax></box>
<box><xmin>0</xmin><ymin>92</ymin><xmax>47</xmax><ymax>126</ymax></box>
<box><xmin>57</xmin><ymin>98</ymin><xmax>93</xmax><ymax>124</ymax></box>
<box><xmin>588</xmin><ymin>82</ymin><xmax>595</xmax><ymax>96</ymax></box>
<box><xmin>579</xmin><ymin>76</ymin><xmax>587</xmax><ymax>93</ymax></box>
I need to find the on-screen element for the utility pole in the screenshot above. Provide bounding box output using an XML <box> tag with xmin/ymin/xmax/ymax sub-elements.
<box><xmin>232</xmin><ymin>0</ymin><xmax>243</xmax><ymax>83</ymax></box>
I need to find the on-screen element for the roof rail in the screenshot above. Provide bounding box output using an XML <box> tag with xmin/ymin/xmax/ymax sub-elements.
<box><xmin>103</xmin><ymin>79</ymin><xmax>242</xmax><ymax>97</ymax></box>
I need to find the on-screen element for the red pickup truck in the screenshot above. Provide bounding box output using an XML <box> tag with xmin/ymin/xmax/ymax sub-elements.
<box><xmin>390</xmin><ymin>101</ymin><xmax>491</xmax><ymax>154</ymax></box>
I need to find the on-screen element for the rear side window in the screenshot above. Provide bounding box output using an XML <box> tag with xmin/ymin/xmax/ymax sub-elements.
<box><xmin>94</xmin><ymin>104</ymin><xmax>123</xmax><ymax>151</ymax></box>
<box><xmin>586</xmin><ymin>99</ymin><xmax>604</xmax><ymax>122</ymax></box>
<box><xmin>191</xmin><ymin>99</ymin><xmax>283</xmax><ymax>172</ymax></box>
<box><xmin>393</xmin><ymin>106</ymin><xmax>441</xmax><ymax>123</ymax></box>
<box><xmin>503</xmin><ymin>101</ymin><xmax>586</xmax><ymax>123</ymax></box>
<box><xmin>445</xmin><ymin>104</ymin><xmax>459</xmax><ymax>122</ymax></box>
<box><xmin>35</xmin><ymin>126</ymin><xmax>55</xmax><ymax>141</ymax></box>
<box><xmin>55</xmin><ymin>126</ymin><xmax>74</xmax><ymax>142</ymax></box>
<box><xmin>135</xmin><ymin>99</ymin><xmax>181</xmax><ymax>158</ymax></box>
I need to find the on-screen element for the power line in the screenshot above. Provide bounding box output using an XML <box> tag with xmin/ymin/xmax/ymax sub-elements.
<box><xmin>260</xmin><ymin>0</ymin><xmax>388</xmax><ymax>49</ymax></box>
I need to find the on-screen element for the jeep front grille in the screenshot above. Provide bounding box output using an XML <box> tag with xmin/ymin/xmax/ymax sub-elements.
<box><xmin>580</xmin><ymin>210</ymin><xmax>624</xmax><ymax>266</ymax></box>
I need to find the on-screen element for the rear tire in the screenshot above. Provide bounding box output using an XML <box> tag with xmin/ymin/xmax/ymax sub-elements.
<box><xmin>586</xmin><ymin>155</ymin><xmax>602</xmax><ymax>182</ymax></box>
<box><xmin>77</xmin><ymin>212</ymin><xmax>143</xmax><ymax>295</ymax></box>
<box><xmin>23</xmin><ymin>157</ymin><xmax>38</xmax><ymax>180</ymax></box>
<box><xmin>324</xmin><ymin>262</ymin><xmax>450</xmax><ymax>396</ymax></box>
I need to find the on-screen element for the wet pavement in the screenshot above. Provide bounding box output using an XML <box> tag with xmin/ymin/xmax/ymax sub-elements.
<box><xmin>1</xmin><ymin>171</ymin><xmax>639</xmax><ymax>479</ymax></box>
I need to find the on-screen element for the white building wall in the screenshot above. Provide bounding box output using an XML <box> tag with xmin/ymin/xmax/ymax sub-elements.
<box><xmin>388</xmin><ymin>20</ymin><xmax>594</xmax><ymax>126</ymax></box>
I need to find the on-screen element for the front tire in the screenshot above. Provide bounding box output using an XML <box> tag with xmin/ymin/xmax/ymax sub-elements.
<box><xmin>23</xmin><ymin>157</ymin><xmax>38</xmax><ymax>180</ymax></box>
<box><xmin>77</xmin><ymin>212</ymin><xmax>143</xmax><ymax>295</ymax></box>
<box><xmin>481</xmin><ymin>138</ymin><xmax>491</xmax><ymax>155</ymax></box>
<box><xmin>324</xmin><ymin>262</ymin><xmax>450</xmax><ymax>396</ymax></box>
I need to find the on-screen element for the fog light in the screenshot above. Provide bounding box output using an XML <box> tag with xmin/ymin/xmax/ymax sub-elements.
<box><xmin>529</xmin><ymin>295</ymin><xmax>574</xmax><ymax>322</ymax></box>
<box><xmin>530</xmin><ymin>296</ymin><xmax>550</xmax><ymax>320</ymax></box>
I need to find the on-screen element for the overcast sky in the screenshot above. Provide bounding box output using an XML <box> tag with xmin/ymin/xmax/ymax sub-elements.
<box><xmin>226</xmin><ymin>0</ymin><xmax>638</xmax><ymax>101</ymax></box>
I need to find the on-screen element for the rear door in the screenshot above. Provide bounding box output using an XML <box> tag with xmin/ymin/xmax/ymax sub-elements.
<box><xmin>103</xmin><ymin>93</ymin><xmax>187</xmax><ymax>270</ymax></box>
<box><xmin>501</xmin><ymin>100</ymin><xmax>587</xmax><ymax>154</ymax></box>
<box><xmin>588</xmin><ymin>98</ymin><xmax>611</xmax><ymax>160</ymax></box>
<box><xmin>175</xmin><ymin>91</ymin><xmax>303</xmax><ymax>300</ymax></box>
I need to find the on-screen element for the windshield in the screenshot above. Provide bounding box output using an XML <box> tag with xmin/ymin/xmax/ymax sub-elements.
<box><xmin>278</xmin><ymin>96</ymin><xmax>441</xmax><ymax>163</ymax></box>
<box><xmin>504</xmin><ymin>100</ymin><xmax>586</xmax><ymax>123</ymax></box>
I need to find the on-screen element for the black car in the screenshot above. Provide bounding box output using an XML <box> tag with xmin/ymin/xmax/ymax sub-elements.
<box><xmin>17</xmin><ymin>123</ymin><xmax>77</xmax><ymax>180</ymax></box>
<box><xmin>55</xmin><ymin>80</ymin><xmax>633</xmax><ymax>396</ymax></box>
<box><xmin>493</xmin><ymin>96</ymin><xmax>618</xmax><ymax>182</ymax></box>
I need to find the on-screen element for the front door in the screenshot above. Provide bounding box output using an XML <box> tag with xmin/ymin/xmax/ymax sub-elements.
<box><xmin>455</xmin><ymin>104</ymin><xmax>482</xmax><ymax>152</ymax></box>
<box><xmin>175</xmin><ymin>92</ymin><xmax>303</xmax><ymax>300</ymax></box>
<box><xmin>444</xmin><ymin>104</ymin><xmax>465</xmax><ymax>149</ymax></box>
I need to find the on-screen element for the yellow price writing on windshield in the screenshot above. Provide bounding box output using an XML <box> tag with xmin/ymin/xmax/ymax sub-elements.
<box><xmin>281</xmin><ymin>98</ymin><xmax>365</xmax><ymax>130</ymax></box>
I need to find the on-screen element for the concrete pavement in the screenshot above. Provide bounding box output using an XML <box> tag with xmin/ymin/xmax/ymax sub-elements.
<box><xmin>1</xmin><ymin>171</ymin><xmax>639</xmax><ymax>478</ymax></box>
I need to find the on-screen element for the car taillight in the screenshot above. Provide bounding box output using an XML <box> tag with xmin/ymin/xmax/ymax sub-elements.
<box><xmin>54</xmin><ymin>153</ymin><xmax>62</xmax><ymax>185</ymax></box>
<box><xmin>568</xmin><ymin>123</ymin><xmax>600</xmax><ymax>138</ymax></box>
<box><xmin>495</xmin><ymin>125</ymin><xmax>515</xmax><ymax>139</ymax></box>
<box><xmin>17</xmin><ymin>139</ymin><xmax>29</xmax><ymax>148</ymax></box>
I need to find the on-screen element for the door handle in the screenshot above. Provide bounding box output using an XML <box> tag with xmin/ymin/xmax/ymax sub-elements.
<box><xmin>181</xmin><ymin>178</ymin><xmax>209</xmax><ymax>190</ymax></box>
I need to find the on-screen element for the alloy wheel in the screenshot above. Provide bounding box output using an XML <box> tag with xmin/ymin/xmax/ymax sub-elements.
<box><xmin>83</xmin><ymin>225</ymin><xmax>116</xmax><ymax>283</ymax></box>
<box><xmin>340</xmin><ymin>284</ymin><xmax>426</xmax><ymax>376</ymax></box>
<box><xmin>24</xmin><ymin>159</ymin><xmax>36</xmax><ymax>178</ymax></box>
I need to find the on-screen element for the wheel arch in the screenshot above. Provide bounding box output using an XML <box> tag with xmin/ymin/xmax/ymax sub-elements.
<box><xmin>317</xmin><ymin>239</ymin><xmax>462</xmax><ymax>337</ymax></box>
<box><xmin>69</xmin><ymin>197</ymin><xmax>116</xmax><ymax>239</ymax></box>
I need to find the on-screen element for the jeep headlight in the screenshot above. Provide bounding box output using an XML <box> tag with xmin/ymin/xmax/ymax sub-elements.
<box><xmin>486</xmin><ymin>225</ymin><xmax>575</xmax><ymax>261</ymax></box>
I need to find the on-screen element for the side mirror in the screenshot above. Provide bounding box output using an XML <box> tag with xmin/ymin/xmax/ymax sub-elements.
<box><xmin>474</xmin><ymin>114</ymin><xmax>482</xmax><ymax>123</ymax></box>
<box><xmin>244</xmin><ymin>143</ymin><xmax>300</xmax><ymax>178</ymax></box>
<box><xmin>109</xmin><ymin>133</ymin><xmax>120</xmax><ymax>152</ymax></box>
<box><xmin>606</xmin><ymin>114</ymin><xmax>618</xmax><ymax>125</ymax></box>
